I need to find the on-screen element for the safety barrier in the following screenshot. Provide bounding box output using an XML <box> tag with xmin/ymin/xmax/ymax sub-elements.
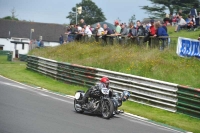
<box><xmin>19</xmin><ymin>54</ymin><xmax>27</xmax><ymax>62</ymax></box>
<box><xmin>27</xmin><ymin>55</ymin><xmax>178</xmax><ymax>113</ymax></box>
<box><xmin>0</xmin><ymin>50</ymin><xmax>11</xmax><ymax>55</ymax></box>
<box><xmin>177</xmin><ymin>85</ymin><xmax>200</xmax><ymax>118</ymax></box>
<box><xmin>27</xmin><ymin>55</ymin><xmax>200</xmax><ymax>118</ymax></box>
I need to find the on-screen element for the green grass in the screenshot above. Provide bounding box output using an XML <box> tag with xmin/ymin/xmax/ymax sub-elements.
<box><xmin>1</xmin><ymin>26</ymin><xmax>200</xmax><ymax>133</ymax></box>
<box><xmin>121</xmin><ymin>101</ymin><xmax>200</xmax><ymax>133</ymax></box>
<box><xmin>0</xmin><ymin>56</ymin><xmax>87</xmax><ymax>95</ymax></box>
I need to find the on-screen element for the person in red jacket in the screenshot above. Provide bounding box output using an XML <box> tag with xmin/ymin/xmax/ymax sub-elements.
<box><xmin>149</xmin><ymin>19</ymin><xmax>157</xmax><ymax>36</ymax></box>
<box><xmin>143</xmin><ymin>19</ymin><xmax>157</xmax><ymax>46</ymax></box>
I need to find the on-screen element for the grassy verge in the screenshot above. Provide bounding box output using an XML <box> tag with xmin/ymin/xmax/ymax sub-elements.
<box><xmin>0</xmin><ymin>56</ymin><xmax>87</xmax><ymax>95</ymax></box>
<box><xmin>0</xmin><ymin>55</ymin><xmax>199</xmax><ymax>133</ymax></box>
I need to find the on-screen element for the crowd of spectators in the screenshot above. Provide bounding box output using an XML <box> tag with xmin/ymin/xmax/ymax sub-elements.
<box><xmin>163</xmin><ymin>5</ymin><xmax>200</xmax><ymax>32</ymax></box>
<box><xmin>64</xmin><ymin>5</ymin><xmax>199</xmax><ymax>50</ymax></box>
<box><xmin>64</xmin><ymin>18</ymin><xmax>169</xmax><ymax>50</ymax></box>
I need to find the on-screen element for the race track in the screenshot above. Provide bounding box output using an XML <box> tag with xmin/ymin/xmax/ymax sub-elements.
<box><xmin>0</xmin><ymin>76</ymin><xmax>186</xmax><ymax>133</ymax></box>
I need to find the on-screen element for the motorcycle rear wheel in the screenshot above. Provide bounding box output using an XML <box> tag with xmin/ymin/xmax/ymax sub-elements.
<box><xmin>102</xmin><ymin>99</ymin><xmax>114</xmax><ymax>119</ymax></box>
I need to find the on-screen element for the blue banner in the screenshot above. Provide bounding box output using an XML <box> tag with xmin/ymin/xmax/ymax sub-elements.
<box><xmin>177</xmin><ymin>37</ymin><xmax>200</xmax><ymax>58</ymax></box>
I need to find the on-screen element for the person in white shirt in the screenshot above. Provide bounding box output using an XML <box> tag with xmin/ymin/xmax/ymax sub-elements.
<box><xmin>75</xmin><ymin>24</ymin><xmax>83</xmax><ymax>41</ymax></box>
<box><xmin>95</xmin><ymin>23</ymin><xmax>104</xmax><ymax>42</ymax></box>
<box><xmin>83</xmin><ymin>24</ymin><xmax>92</xmax><ymax>37</ymax></box>
<box><xmin>175</xmin><ymin>15</ymin><xmax>187</xmax><ymax>32</ymax></box>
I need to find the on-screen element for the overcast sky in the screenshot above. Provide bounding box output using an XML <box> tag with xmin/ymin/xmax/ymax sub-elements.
<box><xmin>0</xmin><ymin>0</ymin><xmax>155</xmax><ymax>25</ymax></box>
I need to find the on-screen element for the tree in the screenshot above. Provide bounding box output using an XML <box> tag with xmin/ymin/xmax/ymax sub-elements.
<box><xmin>141</xmin><ymin>0</ymin><xmax>200</xmax><ymax>18</ymax></box>
<box><xmin>128</xmin><ymin>14</ymin><xmax>136</xmax><ymax>23</ymax></box>
<box><xmin>66</xmin><ymin>0</ymin><xmax>106</xmax><ymax>25</ymax></box>
<box><xmin>2</xmin><ymin>8</ymin><xmax>19</xmax><ymax>21</ymax></box>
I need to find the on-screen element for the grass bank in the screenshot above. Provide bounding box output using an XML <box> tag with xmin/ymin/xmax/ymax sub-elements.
<box><xmin>29</xmin><ymin>33</ymin><xmax>200</xmax><ymax>88</ymax></box>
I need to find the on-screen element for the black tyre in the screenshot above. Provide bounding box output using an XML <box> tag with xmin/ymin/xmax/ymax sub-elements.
<box><xmin>101</xmin><ymin>99</ymin><xmax>114</xmax><ymax>119</ymax></box>
<box><xmin>74</xmin><ymin>100</ymin><xmax>84</xmax><ymax>113</ymax></box>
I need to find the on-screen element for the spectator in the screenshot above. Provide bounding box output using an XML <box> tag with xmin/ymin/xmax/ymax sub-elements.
<box><xmin>65</xmin><ymin>23</ymin><xmax>77</xmax><ymax>42</ymax></box>
<box><xmin>117</xmin><ymin>23</ymin><xmax>128</xmax><ymax>44</ymax></box>
<box><xmin>185</xmin><ymin>15</ymin><xmax>192</xmax><ymax>24</ymax></box>
<box><xmin>178</xmin><ymin>9</ymin><xmax>183</xmax><ymax>17</ymax></box>
<box><xmin>143</xmin><ymin>19</ymin><xmax>157</xmax><ymax>45</ymax></box>
<box><xmin>154</xmin><ymin>21</ymin><xmax>169</xmax><ymax>50</ymax></box>
<box><xmin>37</xmin><ymin>40</ymin><xmax>40</xmax><ymax>47</ymax></box>
<box><xmin>80</xmin><ymin>19</ymin><xmax>86</xmax><ymax>28</ymax></box>
<box><xmin>174</xmin><ymin>15</ymin><xmax>187</xmax><ymax>32</ymax></box>
<box><xmin>171</xmin><ymin>14</ymin><xmax>177</xmax><ymax>26</ymax></box>
<box><xmin>114</xmin><ymin>20</ymin><xmax>121</xmax><ymax>34</ymax></box>
<box><xmin>189</xmin><ymin>5</ymin><xmax>197</xmax><ymax>18</ymax></box>
<box><xmin>95</xmin><ymin>23</ymin><xmax>104</xmax><ymax>42</ymax></box>
<box><xmin>75</xmin><ymin>24</ymin><xmax>83</xmax><ymax>41</ymax></box>
<box><xmin>136</xmin><ymin>21</ymin><xmax>145</xmax><ymax>36</ymax></box>
<box><xmin>102</xmin><ymin>24</ymin><xmax>114</xmax><ymax>44</ymax></box>
<box><xmin>83</xmin><ymin>24</ymin><xmax>92</xmax><ymax>37</ymax></box>
<box><xmin>59</xmin><ymin>34</ymin><xmax>64</xmax><ymax>44</ymax></box>
<box><xmin>189</xmin><ymin>5</ymin><xmax>198</xmax><ymax>26</ymax></box>
<box><xmin>40</xmin><ymin>40</ymin><xmax>44</xmax><ymax>47</ymax></box>
<box><xmin>192</xmin><ymin>15</ymin><xmax>197</xmax><ymax>30</ymax></box>
<box><xmin>163</xmin><ymin>14</ymin><xmax>170</xmax><ymax>25</ymax></box>
<box><xmin>116</xmin><ymin>23</ymin><xmax>128</xmax><ymax>36</ymax></box>
<box><xmin>127</xmin><ymin>22</ymin><xmax>137</xmax><ymax>38</ymax></box>
<box><xmin>161</xmin><ymin>21</ymin><xmax>167</xmax><ymax>32</ymax></box>
<box><xmin>145</xmin><ymin>22</ymin><xmax>151</xmax><ymax>31</ymax></box>
<box><xmin>136</xmin><ymin>20</ymin><xmax>146</xmax><ymax>45</ymax></box>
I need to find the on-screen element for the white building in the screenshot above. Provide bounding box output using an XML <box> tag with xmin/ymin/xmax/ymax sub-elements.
<box><xmin>0</xmin><ymin>19</ymin><xmax>66</xmax><ymax>58</ymax></box>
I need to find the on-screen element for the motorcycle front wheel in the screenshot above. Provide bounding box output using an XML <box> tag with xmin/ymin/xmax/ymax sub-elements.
<box><xmin>101</xmin><ymin>99</ymin><xmax>114</xmax><ymax>119</ymax></box>
<box><xmin>74</xmin><ymin>99</ymin><xmax>84</xmax><ymax>113</ymax></box>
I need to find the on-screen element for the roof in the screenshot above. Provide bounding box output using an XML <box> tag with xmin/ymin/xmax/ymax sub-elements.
<box><xmin>10</xmin><ymin>41</ymin><xmax>29</xmax><ymax>44</ymax></box>
<box><xmin>0</xmin><ymin>19</ymin><xmax>66</xmax><ymax>42</ymax></box>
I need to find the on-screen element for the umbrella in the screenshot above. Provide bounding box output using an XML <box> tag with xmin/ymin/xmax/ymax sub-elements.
<box><xmin>91</xmin><ymin>22</ymin><xmax>115</xmax><ymax>30</ymax></box>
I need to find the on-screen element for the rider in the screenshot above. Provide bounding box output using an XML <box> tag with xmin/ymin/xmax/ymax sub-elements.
<box><xmin>80</xmin><ymin>76</ymin><xmax>111</xmax><ymax>105</ymax></box>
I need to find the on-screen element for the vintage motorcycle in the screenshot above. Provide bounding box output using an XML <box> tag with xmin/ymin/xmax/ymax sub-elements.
<box><xmin>74</xmin><ymin>87</ymin><xmax>130</xmax><ymax>119</ymax></box>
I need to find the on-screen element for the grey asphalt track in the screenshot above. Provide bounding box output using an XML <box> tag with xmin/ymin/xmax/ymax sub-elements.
<box><xmin>0</xmin><ymin>76</ymin><xmax>186</xmax><ymax>133</ymax></box>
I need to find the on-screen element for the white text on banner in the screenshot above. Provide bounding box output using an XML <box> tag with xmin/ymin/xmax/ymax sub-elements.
<box><xmin>177</xmin><ymin>37</ymin><xmax>200</xmax><ymax>57</ymax></box>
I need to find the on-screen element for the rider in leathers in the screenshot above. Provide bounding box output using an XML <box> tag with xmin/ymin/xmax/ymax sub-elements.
<box><xmin>80</xmin><ymin>77</ymin><xmax>130</xmax><ymax>111</ymax></box>
<box><xmin>80</xmin><ymin>77</ymin><xmax>112</xmax><ymax>105</ymax></box>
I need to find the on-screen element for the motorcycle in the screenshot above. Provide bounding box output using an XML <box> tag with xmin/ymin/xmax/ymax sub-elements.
<box><xmin>74</xmin><ymin>87</ymin><xmax>114</xmax><ymax>119</ymax></box>
<box><xmin>74</xmin><ymin>87</ymin><xmax>130</xmax><ymax>119</ymax></box>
